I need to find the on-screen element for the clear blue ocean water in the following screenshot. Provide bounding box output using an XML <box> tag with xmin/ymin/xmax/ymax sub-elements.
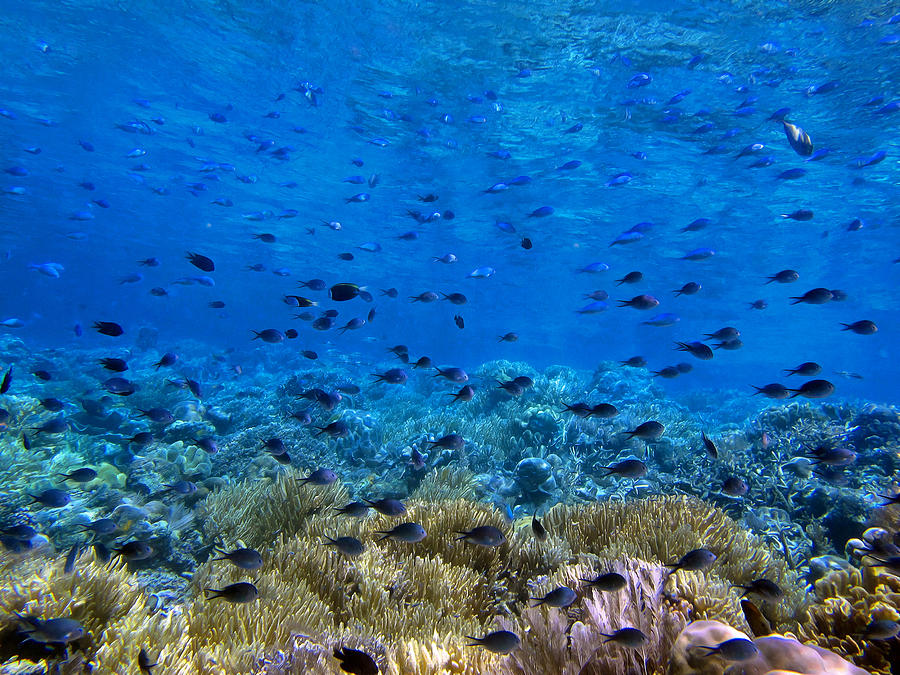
<box><xmin>1</xmin><ymin>0</ymin><xmax>897</xmax><ymax>401</ymax></box>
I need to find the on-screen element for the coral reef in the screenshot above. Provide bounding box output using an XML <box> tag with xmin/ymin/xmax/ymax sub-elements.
<box><xmin>0</xmin><ymin>486</ymin><xmax>809</xmax><ymax>675</ymax></box>
<box><xmin>668</xmin><ymin>620</ymin><xmax>869</xmax><ymax>675</ymax></box>
<box><xmin>795</xmin><ymin>564</ymin><xmax>900</xmax><ymax>675</ymax></box>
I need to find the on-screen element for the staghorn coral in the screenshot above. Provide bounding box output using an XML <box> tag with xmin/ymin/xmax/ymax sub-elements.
<box><xmin>795</xmin><ymin>564</ymin><xmax>900</xmax><ymax>675</ymax></box>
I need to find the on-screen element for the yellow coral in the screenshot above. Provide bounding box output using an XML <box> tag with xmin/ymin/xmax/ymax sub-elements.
<box><xmin>796</xmin><ymin>565</ymin><xmax>900</xmax><ymax>675</ymax></box>
<box><xmin>0</xmin><ymin>490</ymin><xmax>809</xmax><ymax>675</ymax></box>
<box><xmin>512</xmin><ymin>495</ymin><xmax>804</xmax><ymax>629</ymax></box>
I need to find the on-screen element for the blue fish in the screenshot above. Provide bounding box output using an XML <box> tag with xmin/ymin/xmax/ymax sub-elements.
<box><xmin>528</xmin><ymin>206</ymin><xmax>554</xmax><ymax>218</ymax></box>
<box><xmin>681</xmin><ymin>247</ymin><xmax>716</xmax><ymax>261</ymax></box>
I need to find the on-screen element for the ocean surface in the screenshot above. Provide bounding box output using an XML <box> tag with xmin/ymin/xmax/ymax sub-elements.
<box><xmin>0</xmin><ymin>0</ymin><xmax>899</xmax><ymax>673</ymax></box>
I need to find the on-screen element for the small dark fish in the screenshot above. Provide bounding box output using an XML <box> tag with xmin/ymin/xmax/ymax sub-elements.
<box><xmin>138</xmin><ymin>407</ymin><xmax>174</xmax><ymax>424</ymax></box>
<box><xmin>513</xmin><ymin>376</ymin><xmax>534</xmax><ymax>389</ymax></box>
<box><xmin>675</xmin><ymin>341</ymin><xmax>714</xmax><ymax>360</ymax></box>
<box><xmin>32</xmin><ymin>369</ymin><xmax>52</xmax><ymax>381</ymax></box>
<box><xmin>784</xmin><ymin>361</ymin><xmax>821</xmax><ymax>377</ymax></box>
<box><xmin>673</xmin><ymin>282</ymin><xmax>701</xmax><ymax>296</ymax></box>
<box><xmin>531</xmin><ymin>515</ymin><xmax>547</xmax><ymax>541</ymax></box>
<box><xmin>455</xmin><ymin>525</ymin><xmax>506</xmax><ymax>547</ymax></box>
<box><xmin>780</xmin><ymin>209</ymin><xmax>813</xmax><ymax>221</ymax></box>
<box><xmin>521</xmin><ymin>237</ymin><xmax>532</xmax><ymax>249</ymax></box>
<box><xmin>129</xmin><ymin>431</ymin><xmax>154</xmax><ymax>448</ymax></box>
<box><xmin>186</xmin><ymin>251</ymin><xmax>215</xmax><ymax>272</ymax></box>
<box><xmin>375</xmin><ymin>522</ymin><xmax>426</xmax><ymax>543</ymax></box>
<box><xmin>698</xmin><ymin>638</ymin><xmax>758</xmax><ymax>661</ymax></box>
<box><xmin>335</xmin><ymin>501</ymin><xmax>371</xmax><ymax>517</ymax></box>
<box><xmin>765</xmin><ymin>269</ymin><xmax>799</xmax><ymax>284</ymax></box>
<box><xmin>372</xmin><ymin>368</ymin><xmax>408</xmax><ymax>385</ymax></box>
<box><xmin>323</xmin><ymin>535</ymin><xmax>365</xmax><ymax>558</ymax></box>
<box><xmin>63</xmin><ymin>541</ymin><xmax>80</xmax><ymax>574</ymax></box>
<box><xmin>39</xmin><ymin>397</ymin><xmax>65</xmax><ymax>412</ymax></box>
<box><xmin>841</xmin><ymin>320</ymin><xmax>877</xmax><ymax>335</ymax></box>
<box><xmin>448</xmin><ymin>385</ymin><xmax>475</xmax><ymax>403</ymax></box>
<box><xmin>601</xmin><ymin>459</ymin><xmax>647</xmax><ymax>479</ymax></box>
<box><xmin>58</xmin><ymin>467</ymin><xmax>97</xmax><ymax>483</ymax></box>
<box><xmin>465</xmin><ymin>631</ymin><xmax>520</xmax><ymax>654</ymax></box>
<box><xmin>532</xmin><ymin>586</ymin><xmax>577</xmax><ymax>608</ymax></box>
<box><xmin>365</xmin><ymin>498</ymin><xmax>406</xmax><ymax>516</ymax></box>
<box><xmin>112</xmin><ymin>540</ymin><xmax>154</xmax><ymax>561</ymax></box>
<box><xmin>581</xmin><ymin>572</ymin><xmax>627</xmax><ymax>592</ymax></box>
<box><xmin>733</xmin><ymin>578</ymin><xmax>783</xmax><ymax>601</ymax></box>
<box><xmin>617</xmin><ymin>294</ymin><xmax>659</xmax><ymax>310</ymax></box>
<box><xmin>333</xmin><ymin>646</ymin><xmax>379</xmax><ymax>675</ymax></box>
<box><xmin>752</xmin><ymin>383</ymin><xmax>790</xmax><ymax>399</ymax></box>
<box><xmin>76</xmin><ymin>518</ymin><xmax>117</xmax><ymax>536</ymax></box>
<box><xmin>788</xmin><ymin>379</ymin><xmax>835</xmax><ymax>399</ymax></box>
<box><xmin>205</xmin><ymin>581</ymin><xmax>258</xmax><ymax>603</ymax></box>
<box><xmin>722</xmin><ymin>477</ymin><xmax>749</xmax><ymax>497</ymax></box>
<box><xmin>620</xmin><ymin>356</ymin><xmax>646</xmax><ymax>368</ymax></box>
<box><xmin>299</xmin><ymin>467</ymin><xmax>338</xmax><ymax>485</ymax></box>
<box><xmin>616</xmin><ymin>271</ymin><xmax>643</xmax><ymax>285</ymax></box>
<box><xmin>601</xmin><ymin>627</ymin><xmax>648</xmax><ymax>648</ymax></box>
<box><xmin>789</xmin><ymin>288</ymin><xmax>832</xmax><ymax>305</ymax></box>
<box><xmin>701</xmin><ymin>432</ymin><xmax>718</xmax><ymax>459</ymax></box>
<box><xmin>666</xmin><ymin>548</ymin><xmax>717</xmax><ymax>572</ymax></box>
<box><xmin>213</xmin><ymin>547</ymin><xmax>263</xmax><ymax>570</ymax></box>
<box><xmin>454</xmin><ymin>314</ymin><xmax>464</xmax><ymax>329</ymax></box>
<box><xmin>497</xmin><ymin>380</ymin><xmax>524</xmax><ymax>396</ymax></box>
<box><xmin>428</xmin><ymin>433</ymin><xmax>465</xmax><ymax>450</ymax></box>
<box><xmin>99</xmin><ymin>357</ymin><xmax>128</xmax><ymax>372</ymax></box>
<box><xmin>154</xmin><ymin>352</ymin><xmax>178</xmax><ymax>369</ymax></box>
<box><xmin>623</xmin><ymin>421</ymin><xmax>664</xmax><ymax>440</ymax></box>
<box><xmin>30</xmin><ymin>488</ymin><xmax>71</xmax><ymax>507</ymax></box>
<box><xmin>94</xmin><ymin>321</ymin><xmax>124</xmax><ymax>337</ymax></box>
<box><xmin>434</xmin><ymin>366</ymin><xmax>468</xmax><ymax>383</ymax></box>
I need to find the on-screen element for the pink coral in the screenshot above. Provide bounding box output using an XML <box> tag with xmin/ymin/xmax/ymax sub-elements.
<box><xmin>668</xmin><ymin>620</ymin><xmax>869</xmax><ymax>675</ymax></box>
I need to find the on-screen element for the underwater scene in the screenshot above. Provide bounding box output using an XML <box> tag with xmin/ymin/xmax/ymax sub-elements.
<box><xmin>1</xmin><ymin>0</ymin><xmax>899</xmax><ymax>673</ymax></box>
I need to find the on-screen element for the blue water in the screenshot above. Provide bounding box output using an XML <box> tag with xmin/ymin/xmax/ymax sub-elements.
<box><xmin>1</xmin><ymin>0</ymin><xmax>897</xmax><ymax>402</ymax></box>
<box><xmin>1</xmin><ymin>2</ymin><xmax>900</xmax><ymax>670</ymax></box>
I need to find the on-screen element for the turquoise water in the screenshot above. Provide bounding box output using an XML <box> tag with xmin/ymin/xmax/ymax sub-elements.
<box><xmin>0</xmin><ymin>0</ymin><xmax>899</xmax><ymax>672</ymax></box>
